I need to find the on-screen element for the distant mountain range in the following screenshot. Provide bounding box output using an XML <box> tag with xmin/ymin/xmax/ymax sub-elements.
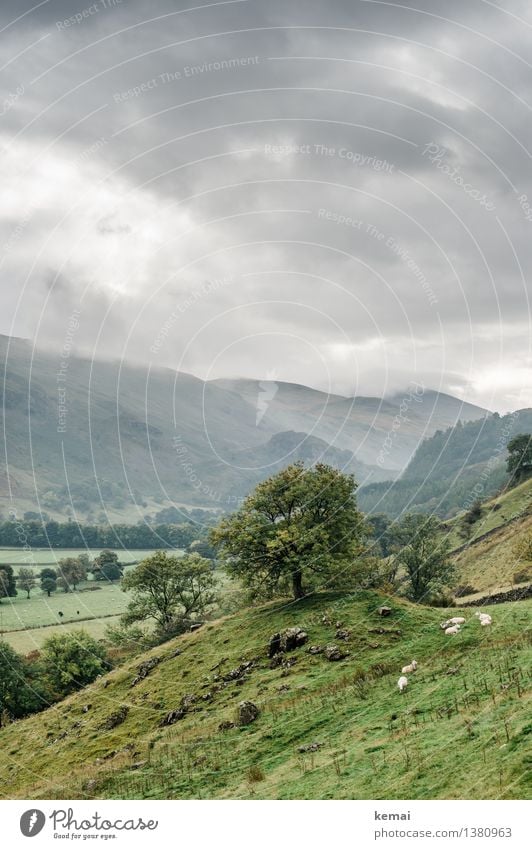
<box><xmin>0</xmin><ymin>335</ymin><xmax>491</xmax><ymax>518</ymax></box>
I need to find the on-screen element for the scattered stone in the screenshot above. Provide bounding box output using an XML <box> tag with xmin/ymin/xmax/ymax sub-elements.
<box><xmin>277</xmin><ymin>684</ymin><xmax>290</xmax><ymax>692</ymax></box>
<box><xmin>160</xmin><ymin>707</ymin><xmax>187</xmax><ymax>726</ymax></box>
<box><xmin>190</xmin><ymin>622</ymin><xmax>204</xmax><ymax>632</ymax></box>
<box><xmin>102</xmin><ymin>680</ymin><xmax>109</xmax><ymax>688</ymax></box>
<box><xmin>223</xmin><ymin>661</ymin><xmax>253</xmax><ymax>682</ymax></box>
<box><xmin>210</xmin><ymin>657</ymin><xmax>228</xmax><ymax>671</ymax></box>
<box><xmin>181</xmin><ymin>693</ymin><xmax>197</xmax><ymax>709</ymax></box>
<box><xmin>307</xmin><ymin>645</ymin><xmax>323</xmax><ymax>655</ymax></box>
<box><xmin>335</xmin><ymin>621</ymin><xmax>343</xmax><ymax>629</ymax></box>
<box><xmin>324</xmin><ymin>644</ymin><xmax>349</xmax><ymax>661</ymax></box>
<box><xmin>85</xmin><ymin>779</ymin><xmax>98</xmax><ymax>792</ymax></box>
<box><xmin>368</xmin><ymin>627</ymin><xmax>402</xmax><ymax>636</ymax></box>
<box><xmin>129</xmin><ymin>761</ymin><xmax>147</xmax><ymax>770</ymax></box>
<box><xmin>268</xmin><ymin>626</ymin><xmax>308</xmax><ymax>658</ymax></box>
<box><xmin>82</xmin><ymin>704</ymin><xmax>91</xmax><ymax>713</ymax></box>
<box><xmin>218</xmin><ymin>720</ymin><xmax>235</xmax><ymax>731</ymax></box>
<box><xmin>378</xmin><ymin>606</ymin><xmax>392</xmax><ymax>617</ymax></box>
<box><xmin>131</xmin><ymin>656</ymin><xmax>161</xmax><ymax>687</ymax></box>
<box><xmin>237</xmin><ymin>700</ymin><xmax>260</xmax><ymax>726</ymax></box>
<box><xmin>335</xmin><ymin>628</ymin><xmax>351</xmax><ymax>641</ymax></box>
<box><xmin>202</xmin><ymin>692</ymin><xmax>213</xmax><ymax>701</ymax></box>
<box><xmin>321</xmin><ymin>614</ymin><xmax>332</xmax><ymax>626</ymax></box>
<box><xmin>101</xmin><ymin>706</ymin><xmax>129</xmax><ymax>730</ymax></box>
<box><xmin>298</xmin><ymin>742</ymin><xmax>322</xmax><ymax>753</ymax></box>
<box><xmin>446</xmin><ymin>667</ymin><xmax>459</xmax><ymax>675</ymax></box>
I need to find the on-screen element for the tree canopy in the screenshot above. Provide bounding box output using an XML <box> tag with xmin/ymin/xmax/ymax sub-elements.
<box><xmin>211</xmin><ymin>462</ymin><xmax>366</xmax><ymax>600</ymax></box>
<box><xmin>392</xmin><ymin>513</ymin><xmax>455</xmax><ymax>602</ymax></box>
<box><xmin>507</xmin><ymin>434</ymin><xmax>532</xmax><ymax>482</ymax></box>
<box><xmin>40</xmin><ymin>630</ymin><xmax>109</xmax><ymax>698</ymax></box>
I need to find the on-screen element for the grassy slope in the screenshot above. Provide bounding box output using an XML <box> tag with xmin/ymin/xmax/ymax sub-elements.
<box><xmin>1</xmin><ymin>591</ymin><xmax>530</xmax><ymax>801</ymax></box>
<box><xmin>449</xmin><ymin>478</ymin><xmax>532</xmax><ymax>593</ymax></box>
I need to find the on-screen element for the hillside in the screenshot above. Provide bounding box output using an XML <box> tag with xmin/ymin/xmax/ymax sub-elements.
<box><xmin>0</xmin><ymin>335</ymin><xmax>488</xmax><ymax>517</ymax></box>
<box><xmin>1</xmin><ymin>590</ymin><xmax>530</xmax><ymax>800</ymax></box>
<box><xmin>449</xmin><ymin>477</ymin><xmax>532</xmax><ymax>594</ymax></box>
<box><xmin>359</xmin><ymin>410</ymin><xmax>532</xmax><ymax>518</ymax></box>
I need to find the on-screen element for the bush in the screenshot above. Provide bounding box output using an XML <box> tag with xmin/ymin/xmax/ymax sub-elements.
<box><xmin>513</xmin><ymin>569</ymin><xmax>532</xmax><ymax>585</ymax></box>
<box><xmin>454</xmin><ymin>584</ymin><xmax>478</xmax><ymax>598</ymax></box>
<box><xmin>41</xmin><ymin>631</ymin><xmax>110</xmax><ymax>698</ymax></box>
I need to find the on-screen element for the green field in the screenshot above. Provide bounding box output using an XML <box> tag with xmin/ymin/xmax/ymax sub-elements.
<box><xmin>1</xmin><ymin>590</ymin><xmax>530</xmax><ymax>800</ymax></box>
<box><xmin>0</xmin><ymin>547</ymin><xmax>180</xmax><ymax>570</ymax></box>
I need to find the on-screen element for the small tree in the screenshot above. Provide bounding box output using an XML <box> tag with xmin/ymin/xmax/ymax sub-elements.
<box><xmin>121</xmin><ymin>552</ymin><xmax>216</xmax><ymax>635</ymax></box>
<box><xmin>40</xmin><ymin>567</ymin><xmax>57</xmax><ymax>597</ymax></box>
<box><xmin>507</xmin><ymin>434</ymin><xmax>532</xmax><ymax>483</ymax></box>
<box><xmin>0</xmin><ymin>565</ymin><xmax>17</xmax><ymax>601</ymax></box>
<box><xmin>393</xmin><ymin>513</ymin><xmax>455</xmax><ymax>602</ymax></box>
<box><xmin>17</xmin><ymin>567</ymin><xmax>37</xmax><ymax>599</ymax></box>
<box><xmin>92</xmin><ymin>550</ymin><xmax>123</xmax><ymax>582</ymax></box>
<box><xmin>57</xmin><ymin>557</ymin><xmax>87</xmax><ymax>592</ymax></box>
<box><xmin>0</xmin><ymin>642</ymin><xmax>47</xmax><ymax>724</ymax></box>
<box><xmin>41</xmin><ymin>630</ymin><xmax>109</xmax><ymax>698</ymax></box>
<box><xmin>211</xmin><ymin>462</ymin><xmax>366</xmax><ymax>600</ymax></box>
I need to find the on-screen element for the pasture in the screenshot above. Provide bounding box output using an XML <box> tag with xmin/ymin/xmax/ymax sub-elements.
<box><xmin>0</xmin><ymin>547</ymin><xmax>181</xmax><ymax>570</ymax></box>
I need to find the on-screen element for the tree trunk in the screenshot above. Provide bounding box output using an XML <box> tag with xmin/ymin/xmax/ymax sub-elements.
<box><xmin>292</xmin><ymin>568</ymin><xmax>304</xmax><ymax>599</ymax></box>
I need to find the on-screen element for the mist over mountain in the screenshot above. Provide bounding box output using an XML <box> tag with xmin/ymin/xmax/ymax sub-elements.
<box><xmin>1</xmin><ymin>334</ymin><xmax>489</xmax><ymax>519</ymax></box>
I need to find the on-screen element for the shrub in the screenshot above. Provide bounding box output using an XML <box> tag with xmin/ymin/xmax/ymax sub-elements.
<box><xmin>454</xmin><ymin>584</ymin><xmax>478</xmax><ymax>598</ymax></box>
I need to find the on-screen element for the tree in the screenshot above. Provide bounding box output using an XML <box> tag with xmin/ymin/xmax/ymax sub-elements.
<box><xmin>507</xmin><ymin>434</ymin><xmax>532</xmax><ymax>482</ymax></box>
<box><xmin>0</xmin><ymin>642</ymin><xmax>47</xmax><ymax>724</ymax></box>
<box><xmin>393</xmin><ymin>513</ymin><xmax>455</xmax><ymax>602</ymax></box>
<box><xmin>57</xmin><ymin>557</ymin><xmax>87</xmax><ymax>592</ymax></box>
<box><xmin>41</xmin><ymin>630</ymin><xmax>109</xmax><ymax>698</ymax></box>
<box><xmin>211</xmin><ymin>462</ymin><xmax>366</xmax><ymax>600</ymax></box>
<box><xmin>40</xmin><ymin>567</ymin><xmax>57</xmax><ymax>597</ymax></box>
<box><xmin>17</xmin><ymin>567</ymin><xmax>37</xmax><ymax>599</ymax></box>
<box><xmin>188</xmin><ymin>539</ymin><xmax>216</xmax><ymax>560</ymax></box>
<box><xmin>121</xmin><ymin>551</ymin><xmax>216</xmax><ymax>634</ymax></box>
<box><xmin>0</xmin><ymin>565</ymin><xmax>17</xmax><ymax>601</ymax></box>
<box><xmin>92</xmin><ymin>550</ymin><xmax>123</xmax><ymax>582</ymax></box>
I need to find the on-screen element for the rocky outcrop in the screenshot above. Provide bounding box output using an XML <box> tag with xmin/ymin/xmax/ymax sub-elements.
<box><xmin>131</xmin><ymin>656</ymin><xmax>160</xmax><ymax>687</ymax></box>
<box><xmin>101</xmin><ymin>706</ymin><xmax>129</xmax><ymax>730</ymax></box>
<box><xmin>268</xmin><ymin>626</ymin><xmax>308</xmax><ymax>658</ymax></box>
<box><xmin>237</xmin><ymin>701</ymin><xmax>260</xmax><ymax>726</ymax></box>
<box><xmin>324</xmin><ymin>644</ymin><xmax>349</xmax><ymax>661</ymax></box>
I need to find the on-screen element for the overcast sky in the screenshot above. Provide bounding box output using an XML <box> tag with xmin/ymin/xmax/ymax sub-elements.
<box><xmin>1</xmin><ymin>0</ymin><xmax>531</xmax><ymax>412</ymax></box>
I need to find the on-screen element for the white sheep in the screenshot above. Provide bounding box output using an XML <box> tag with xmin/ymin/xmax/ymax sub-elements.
<box><xmin>475</xmin><ymin>611</ymin><xmax>492</xmax><ymax>626</ymax></box>
<box><xmin>397</xmin><ymin>675</ymin><xmax>408</xmax><ymax>693</ymax></box>
<box><xmin>401</xmin><ymin>660</ymin><xmax>418</xmax><ymax>674</ymax></box>
<box><xmin>440</xmin><ymin>616</ymin><xmax>466</xmax><ymax>629</ymax></box>
<box><xmin>445</xmin><ymin>624</ymin><xmax>460</xmax><ymax>635</ymax></box>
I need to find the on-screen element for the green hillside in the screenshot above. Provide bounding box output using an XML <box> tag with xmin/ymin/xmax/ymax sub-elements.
<box><xmin>449</xmin><ymin>477</ymin><xmax>532</xmax><ymax>593</ymax></box>
<box><xmin>1</xmin><ymin>590</ymin><xmax>530</xmax><ymax>800</ymax></box>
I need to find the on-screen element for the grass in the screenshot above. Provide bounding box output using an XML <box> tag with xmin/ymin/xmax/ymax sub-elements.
<box><xmin>0</xmin><ymin>582</ymin><xmax>130</xmax><ymax>633</ymax></box>
<box><xmin>0</xmin><ymin>589</ymin><xmax>530</xmax><ymax>800</ymax></box>
<box><xmin>0</xmin><ymin>548</ymin><xmax>181</xmax><ymax>569</ymax></box>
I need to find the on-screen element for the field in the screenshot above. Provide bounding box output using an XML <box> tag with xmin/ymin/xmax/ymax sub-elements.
<box><xmin>0</xmin><ymin>548</ymin><xmax>178</xmax><ymax>569</ymax></box>
<box><xmin>1</xmin><ymin>589</ymin><xmax>530</xmax><ymax>800</ymax></box>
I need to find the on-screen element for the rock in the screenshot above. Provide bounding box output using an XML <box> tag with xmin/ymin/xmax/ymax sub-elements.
<box><xmin>202</xmin><ymin>692</ymin><xmax>213</xmax><ymax>701</ymax></box>
<box><xmin>160</xmin><ymin>707</ymin><xmax>187</xmax><ymax>726</ymax></box>
<box><xmin>101</xmin><ymin>706</ymin><xmax>129</xmax><ymax>730</ymax></box>
<box><xmin>222</xmin><ymin>661</ymin><xmax>253</xmax><ymax>682</ymax></box>
<box><xmin>298</xmin><ymin>742</ymin><xmax>322</xmax><ymax>753</ymax></box>
<box><xmin>277</xmin><ymin>684</ymin><xmax>290</xmax><ymax>692</ymax></box>
<box><xmin>131</xmin><ymin>656</ymin><xmax>160</xmax><ymax>687</ymax></box>
<box><xmin>237</xmin><ymin>700</ymin><xmax>260</xmax><ymax>726</ymax></box>
<box><xmin>82</xmin><ymin>704</ymin><xmax>91</xmax><ymax>713</ymax></box>
<box><xmin>335</xmin><ymin>621</ymin><xmax>343</xmax><ymax>629</ymax></box>
<box><xmin>446</xmin><ymin>667</ymin><xmax>459</xmax><ymax>675</ymax></box>
<box><xmin>324</xmin><ymin>644</ymin><xmax>349</xmax><ymax>661</ymax></box>
<box><xmin>181</xmin><ymin>693</ymin><xmax>197</xmax><ymax>709</ymax></box>
<box><xmin>85</xmin><ymin>779</ymin><xmax>98</xmax><ymax>792</ymax></box>
<box><xmin>307</xmin><ymin>645</ymin><xmax>323</xmax><ymax>654</ymax></box>
<box><xmin>335</xmin><ymin>628</ymin><xmax>350</xmax><ymax>641</ymax></box>
<box><xmin>190</xmin><ymin>622</ymin><xmax>204</xmax><ymax>632</ymax></box>
<box><xmin>129</xmin><ymin>761</ymin><xmax>147</xmax><ymax>770</ymax></box>
<box><xmin>218</xmin><ymin>720</ymin><xmax>236</xmax><ymax>731</ymax></box>
<box><xmin>378</xmin><ymin>606</ymin><xmax>392</xmax><ymax>617</ymax></box>
<box><xmin>268</xmin><ymin>626</ymin><xmax>308</xmax><ymax>658</ymax></box>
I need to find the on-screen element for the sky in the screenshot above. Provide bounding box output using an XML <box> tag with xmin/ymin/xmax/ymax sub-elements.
<box><xmin>1</xmin><ymin>0</ymin><xmax>531</xmax><ymax>412</ymax></box>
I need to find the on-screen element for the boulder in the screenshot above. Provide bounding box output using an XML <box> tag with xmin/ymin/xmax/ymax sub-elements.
<box><xmin>237</xmin><ymin>700</ymin><xmax>260</xmax><ymax>726</ymax></box>
<box><xmin>160</xmin><ymin>707</ymin><xmax>187</xmax><ymax>726</ymax></box>
<box><xmin>298</xmin><ymin>742</ymin><xmax>322</xmax><ymax>753</ymax></box>
<box><xmin>335</xmin><ymin>628</ymin><xmax>350</xmax><ymax>641</ymax></box>
<box><xmin>324</xmin><ymin>644</ymin><xmax>349</xmax><ymax>661</ymax></box>
<box><xmin>268</xmin><ymin>626</ymin><xmax>308</xmax><ymax>657</ymax></box>
<box><xmin>378</xmin><ymin>606</ymin><xmax>392</xmax><ymax>617</ymax></box>
<box><xmin>307</xmin><ymin>645</ymin><xmax>323</xmax><ymax>655</ymax></box>
<box><xmin>218</xmin><ymin>720</ymin><xmax>235</xmax><ymax>731</ymax></box>
<box><xmin>222</xmin><ymin>661</ymin><xmax>253</xmax><ymax>682</ymax></box>
<box><xmin>101</xmin><ymin>706</ymin><xmax>129</xmax><ymax>730</ymax></box>
<box><xmin>131</xmin><ymin>656</ymin><xmax>160</xmax><ymax>687</ymax></box>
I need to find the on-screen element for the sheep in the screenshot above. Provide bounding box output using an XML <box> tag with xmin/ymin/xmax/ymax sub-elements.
<box><xmin>475</xmin><ymin>611</ymin><xmax>492</xmax><ymax>626</ymax></box>
<box><xmin>401</xmin><ymin>660</ymin><xmax>418</xmax><ymax>674</ymax></box>
<box><xmin>440</xmin><ymin>616</ymin><xmax>466</xmax><ymax>629</ymax></box>
<box><xmin>397</xmin><ymin>675</ymin><xmax>408</xmax><ymax>693</ymax></box>
<box><xmin>444</xmin><ymin>624</ymin><xmax>460</xmax><ymax>635</ymax></box>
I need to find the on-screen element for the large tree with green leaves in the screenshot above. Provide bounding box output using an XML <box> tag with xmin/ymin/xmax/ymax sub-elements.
<box><xmin>92</xmin><ymin>550</ymin><xmax>123</xmax><ymax>582</ymax></box>
<box><xmin>211</xmin><ymin>462</ymin><xmax>366</xmax><ymax>600</ymax></box>
<box><xmin>507</xmin><ymin>434</ymin><xmax>532</xmax><ymax>482</ymax></box>
<box><xmin>0</xmin><ymin>641</ymin><xmax>47</xmax><ymax>724</ymax></box>
<box><xmin>0</xmin><ymin>565</ymin><xmax>17</xmax><ymax>601</ymax></box>
<box><xmin>57</xmin><ymin>557</ymin><xmax>87</xmax><ymax>592</ymax></box>
<box><xmin>40</xmin><ymin>567</ymin><xmax>57</xmax><ymax>597</ymax></box>
<box><xmin>393</xmin><ymin>513</ymin><xmax>455</xmax><ymax>602</ymax></box>
<box><xmin>41</xmin><ymin>630</ymin><xmax>109</xmax><ymax>698</ymax></box>
<box><xmin>17</xmin><ymin>567</ymin><xmax>37</xmax><ymax>599</ymax></box>
<box><xmin>121</xmin><ymin>551</ymin><xmax>216</xmax><ymax>633</ymax></box>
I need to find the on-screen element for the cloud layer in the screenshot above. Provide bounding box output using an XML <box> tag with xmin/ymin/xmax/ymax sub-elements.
<box><xmin>1</xmin><ymin>0</ymin><xmax>532</xmax><ymax>411</ymax></box>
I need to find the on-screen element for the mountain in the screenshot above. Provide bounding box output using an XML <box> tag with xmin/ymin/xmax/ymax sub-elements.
<box><xmin>0</xmin><ymin>335</ymin><xmax>489</xmax><ymax>518</ymax></box>
<box><xmin>358</xmin><ymin>410</ymin><xmax>532</xmax><ymax>518</ymax></box>
<box><xmin>1</xmin><ymin>588</ymin><xmax>530</xmax><ymax>799</ymax></box>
